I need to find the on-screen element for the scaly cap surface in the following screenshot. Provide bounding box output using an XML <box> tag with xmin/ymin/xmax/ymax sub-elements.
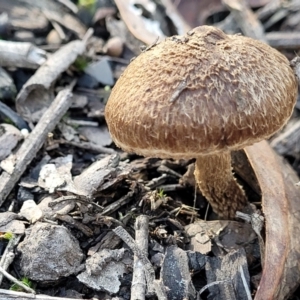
<box><xmin>105</xmin><ymin>26</ymin><xmax>297</xmax><ymax>158</ymax></box>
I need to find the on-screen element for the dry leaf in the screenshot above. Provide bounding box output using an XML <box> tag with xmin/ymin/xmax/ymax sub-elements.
<box><xmin>244</xmin><ymin>140</ymin><xmax>300</xmax><ymax>299</ymax></box>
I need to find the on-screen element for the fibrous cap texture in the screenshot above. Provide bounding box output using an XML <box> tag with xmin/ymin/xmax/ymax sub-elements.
<box><xmin>105</xmin><ymin>26</ymin><xmax>297</xmax><ymax>159</ymax></box>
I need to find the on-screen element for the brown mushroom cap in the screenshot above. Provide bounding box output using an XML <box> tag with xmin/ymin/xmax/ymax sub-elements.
<box><xmin>105</xmin><ymin>26</ymin><xmax>297</xmax><ymax>159</ymax></box>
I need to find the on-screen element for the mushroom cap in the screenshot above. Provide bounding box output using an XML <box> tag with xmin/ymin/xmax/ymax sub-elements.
<box><xmin>105</xmin><ymin>26</ymin><xmax>297</xmax><ymax>159</ymax></box>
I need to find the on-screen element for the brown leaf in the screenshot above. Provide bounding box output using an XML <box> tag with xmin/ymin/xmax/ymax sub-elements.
<box><xmin>114</xmin><ymin>0</ymin><xmax>165</xmax><ymax>45</ymax></box>
<box><xmin>244</xmin><ymin>140</ymin><xmax>300</xmax><ymax>300</ymax></box>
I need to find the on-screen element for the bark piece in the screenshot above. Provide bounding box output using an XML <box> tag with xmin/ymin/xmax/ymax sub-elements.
<box><xmin>176</xmin><ymin>0</ymin><xmax>270</xmax><ymax>28</ymax></box>
<box><xmin>204</xmin><ymin>248</ymin><xmax>251</xmax><ymax>300</ymax></box>
<box><xmin>0</xmin><ymin>40</ymin><xmax>46</xmax><ymax>69</ymax></box>
<box><xmin>153</xmin><ymin>280</ymin><xmax>168</xmax><ymax>300</ymax></box>
<box><xmin>38</xmin><ymin>164</ymin><xmax>66</xmax><ymax>193</ymax></box>
<box><xmin>187</xmin><ymin>251</ymin><xmax>206</xmax><ymax>273</ymax></box>
<box><xmin>88</xmin><ymin>231</ymin><xmax>122</xmax><ymax>256</ymax></box>
<box><xmin>86</xmin><ymin>248</ymin><xmax>127</xmax><ymax>275</ymax></box>
<box><xmin>270</xmin><ymin>119</ymin><xmax>300</xmax><ymax>157</ymax></box>
<box><xmin>78</xmin><ymin>261</ymin><xmax>127</xmax><ymax>294</ymax></box>
<box><xmin>36</xmin><ymin>0</ymin><xmax>87</xmax><ymax>38</ymax></box>
<box><xmin>16</xmin><ymin>34</ymin><xmax>90</xmax><ymax>122</ymax></box>
<box><xmin>185</xmin><ymin>220</ymin><xmax>256</xmax><ymax>254</ymax></box>
<box><xmin>77</xmin><ymin>248</ymin><xmax>130</xmax><ymax>294</ymax></box>
<box><xmin>160</xmin><ymin>245</ymin><xmax>196</xmax><ymax>300</ymax></box>
<box><xmin>73</xmin><ymin>154</ymin><xmax>119</xmax><ymax>198</ymax></box>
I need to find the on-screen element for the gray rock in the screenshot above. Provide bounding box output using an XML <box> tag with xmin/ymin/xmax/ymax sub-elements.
<box><xmin>18</xmin><ymin>222</ymin><xmax>84</xmax><ymax>281</ymax></box>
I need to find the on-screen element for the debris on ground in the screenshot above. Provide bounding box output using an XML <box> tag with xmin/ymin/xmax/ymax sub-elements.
<box><xmin>0</xmin><ymin>0</ymin><xmax>300</xmax><ymax>299</ymax></box>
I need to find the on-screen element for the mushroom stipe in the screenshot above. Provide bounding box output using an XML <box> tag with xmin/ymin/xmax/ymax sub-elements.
<box><xmin>105</xmin><ymin>26</ymin><xmax>297</xmax><ymax>219</ymax></box>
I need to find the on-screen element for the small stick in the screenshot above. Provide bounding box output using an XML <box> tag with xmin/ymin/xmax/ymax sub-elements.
<box><xmin>113</xmin><ymin>226</ymin><xmax>155</xmax><ymax>295</ymax></box>
<box><xmin>153</xmin><ymin>280</ymin><xmax>168</xmax><ymax>300</ymax></box>
<box><xmin>0</xmin><ymin>235</ymin><xmax>22</xmax><ymax>285</ymax></box>
<box><xmin>222</xmin><ymin>0</ymin><xmax>267</xmax><ymax>42</ymax></box>
<box><xmin>57</xmin><ymin>139</ymin><xmax>116</xmax><ymax>154</ymax></box>
<box><xmin>131</xmin><ymin>215</ymin><xmax>149</xmax><ymax>300</ymax></box>
<box><xmin>0</xmin><ymin>266</ymin><xmax>35</xmax><ymax>294</ymax></box>
<box><xmin>0</xmin><ymin>288</ymin><xmax>79</xmax><ymax>299</ymax></box>
<box><xmin>55</xmin><ymin>214</ymin><xmax>93</xmax><ymax>237</ymax></box>
<box><xmin>49</xmin><ymin>195</ymin><xmax>103</xmax><ymax>211</ymax></box>
<box><xmin>240</xmin><ymin>266</ymin><xmax>252</xmax><ymax>300</ymax></box>
<box><xmin>98</xmin><ymin>189</ymin><xmax>135</xmax><ymax>216</ymax></box>
<box><xmin>0</xmin><ymin>88</ymin><xmax>73</xmax><ymax>206</ymax></box>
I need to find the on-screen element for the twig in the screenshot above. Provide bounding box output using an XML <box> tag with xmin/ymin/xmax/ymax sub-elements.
<box><xmin>55</xmin><ymin>214</ymin><xmax>93</xmax><ymax>237</ymax></box>
<box><xmin>266</xmin><ymin>32</ymin><xmax>300</xmax><ymax>49</ymax></box>
<box><xmin>16</xmin><ymin>33</ymin><xmax>90</xmax><ymax>120</ymax></box>
<box><xmin>58</xmin><ymin>139</ymin><xmax>116</xmax><ymax>154</ymax></box>
<box><xmin>131</xmin><ymin>215</ymin><xmax>149</xmax><ymax>300</ymax></box>
<box><xmin>146</xmin><ymin>174</ymin><xmax>168</xmax><ymax>189</ymax></box>
<box><xmin>0</xmin><ymin>88</ymin><xmax>73</xmax><ymax>206</ymax></box>
<box><xmin>159</xmin><ymin>0</ymin><xmax>191</xmax><ymax>34</ymax></box>
<box><xmin>0</xmin><ymin>266</ymin><xmax>35</xmax><ymax>294</ymax></box>
<box><xmin>199</xmin><ymin>280</ymin><xmax>233</xmax><ymax>297</ymax></box>
<box><xmin>113</xmin><ymin>226</ymin><xmax>155</xmax><ymax>296</ymax></box>
<box><xmin>222</xmin><ymin>0</ymin><xmax>267</xmax><ymax>42</ymax></box>
<box><xmin>153</xmin><ymin>280</ymin><xmax>168</xmax><ymax>300</ymax></box>
<box><xmin>0</xmin><ymin>40</ymin><xmax>46</xmax><ymax>69</ymax></box>
<box><xmin>0</xmin><ymin>288</ymin><xmax>79</xmax><ymax>300</ymax></box>
<box><xmin>98</xmin><ymin>189</ymin><xmax>135</xmax><ymax>216</ymax></box>
<box><xmin>49</xmin><ymin>195</ymin><xmax>103</xmax><ymax>211</ymax></box>
<box><xmin>236</xmin><ymin>211</ymin><xmax>265</xmax><ymax>266</ymax></box>
<box><xmin>240</xmin><ymin>266</ymin><xmax>252</xmax><ymax>300</ymax></box>
<box><xmin>0</xmin><ymin>235</ymin><xmax>22</xmax><ymax>285</ymax></box>
<box><xmin>156</xmin><ymin>184</ymin><xmax>184</xmax><ymax>192</ymax></box>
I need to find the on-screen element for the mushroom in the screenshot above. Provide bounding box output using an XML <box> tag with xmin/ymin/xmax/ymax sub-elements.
<box><xmin>105</xmin><ymin>26</ymin><xmax>297</xmax><ymax>219</ymax></box>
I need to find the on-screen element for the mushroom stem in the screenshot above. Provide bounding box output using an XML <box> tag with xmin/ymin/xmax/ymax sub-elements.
<box><xmin>194</xmin><ymin>152</ymin><xmax>247</xmax><ymax>219</ymax></box>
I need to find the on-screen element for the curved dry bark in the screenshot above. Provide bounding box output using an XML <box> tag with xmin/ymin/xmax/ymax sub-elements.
<box><xmin>244</xmin><ymin>140</ymin><xmax>300</xmax><ymax>300</ymax></box>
